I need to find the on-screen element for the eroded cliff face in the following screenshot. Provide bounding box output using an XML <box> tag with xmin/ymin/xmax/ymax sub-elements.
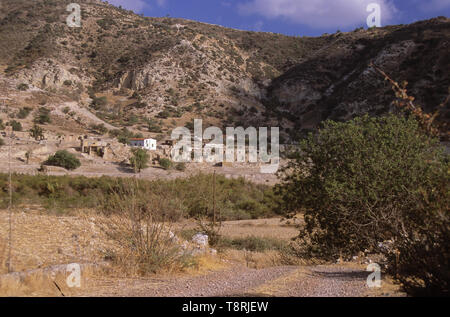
<box><xmin>15</xmin><ymin>59</ymin><xmax>92</xmax><ymax>89</ymax></box>
<box><xmin>266</xmin><ymin>18</ymin><xmax>450</xmax><ymax>135</ymax></box>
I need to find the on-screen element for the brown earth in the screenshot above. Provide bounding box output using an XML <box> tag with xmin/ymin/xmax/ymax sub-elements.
<box><xmin>0</xmin><ymin>210</ymin><xmax>404</xmax><ymax>297</ymax></box>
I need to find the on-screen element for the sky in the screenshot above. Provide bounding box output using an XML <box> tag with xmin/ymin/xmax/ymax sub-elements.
<box><xmin>105</xmin><ymin>0</ymin><xmax>450</xmax><ymax>36</ymax></box>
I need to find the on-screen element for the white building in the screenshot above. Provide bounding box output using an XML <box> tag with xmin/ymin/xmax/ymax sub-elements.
<box><xmin>129</xmin><ymin>138</ymin><xmax>157</xmax><ymax>151</ymax></box>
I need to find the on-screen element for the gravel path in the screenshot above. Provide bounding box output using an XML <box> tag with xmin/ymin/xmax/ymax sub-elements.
<box><xmin>81</xmin><ymin>264</ymin><xmax>374</xmax><ymax>297</ymax></box>
<box><xmin>264</xmin><ymin>265</ymin><xmax>370</xmax><ymax>297</ymax></box>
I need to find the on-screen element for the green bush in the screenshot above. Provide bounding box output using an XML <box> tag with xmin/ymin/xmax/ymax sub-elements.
<box><xmin>0</xmin><ymin>138</ymin><xmax>4</xmax><ymax>147</ymax></box>
<box><xmin>90</xmin><ymin>123</ymin><xmax>108</xmax><ymax>135</ymax></box>
<box><xmin>17</xmin><ymin>107</ymin><xmax>32</xmax><ymax>119</ymax></box>
<box><xmin>9</xmin><ymin>120</ymin><xmax>22</xmax><ymax>131</ymax></box>
<box><xmin>17</xmin><ymin>83</ymin><xmax>29</xmax><ymax>91</ymax></box>
<box><xmin>277</xmin><ymin>114</ymin><xmax>449</xmax><ymax>295</ymax></box>
<box><xmin>147</xmin><ymin>119</ymin><xmax>162</xmax><ymax>133</ymax></box>
<box><xmin>157</xmin><ymin>110</ymin><xmax>170</xmax><ymax>119</ymax></box>
<box><xmin>44</xmin><ymin>150</ymin><xmax>81</xmax><ymax>170</ymax></box>
<box><xmin>110</xmin><ymin>127</ymin><xmax>140</xmax><ymax>144</ymax></box>
<box><xmin>159</xmin><ymin>158</ymin><xmax>173</xmax><ymax>170</ymax></box>
<box><xmin>90</xmin><ymin>96</ymin><xmax>108</xmax><ymax>111</ymax></box>
<box><xmin>34</xmin><ymin>107</ymin><xmax>51</xmax><ymax>124</ymax></box>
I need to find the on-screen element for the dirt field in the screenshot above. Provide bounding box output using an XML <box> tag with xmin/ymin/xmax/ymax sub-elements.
<box><xmin>0</xmin><ymin>209</ymin><xmax>404</xmax><ymax>297</ymax></box>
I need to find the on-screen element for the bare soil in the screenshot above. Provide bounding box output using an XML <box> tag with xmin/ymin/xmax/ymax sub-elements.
<box><xmin>0</xmin><ymin>210</ymin><xmax>404</xmax><ymax>297</ymax></box>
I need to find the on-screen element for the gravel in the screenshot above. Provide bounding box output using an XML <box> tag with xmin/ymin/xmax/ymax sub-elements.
<box><xmin>82</xmin><ymin>265</ymin><xmax>375</xmax><ymax>297</ymax></box>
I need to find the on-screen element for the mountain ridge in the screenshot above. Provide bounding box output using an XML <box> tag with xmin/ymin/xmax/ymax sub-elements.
<box><xmin>0</xmin><ymin>0</ymin><xmax>448</xmax><ymax>142</ymax></box>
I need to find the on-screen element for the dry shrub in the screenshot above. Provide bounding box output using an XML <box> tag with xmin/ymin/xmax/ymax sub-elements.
<box><xmin>98</xmin><ymin>179</ymin><xmax>195</xmax><ymax>276</ymax></box>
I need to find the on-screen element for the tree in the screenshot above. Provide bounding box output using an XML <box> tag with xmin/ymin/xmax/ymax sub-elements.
<box><xmin>30</xmin><ymin>124</ymin><xmax>44</xmax><ymax>140</ymax></box>
<box><xmin>276</xmin><ymin>114</ymin><xmax>448</xmax><ymax>262</ymax></box>
<box><xmin>44</xmin><ymin>150</ymin><xmax>81</xmax><ymax>170</ymax></box>
<box><xmin>130</xmin><ymin>148</ymin><xmax>149</xmax><ymax>173</ymax></box>
<box><xmin>25</xmin><ymin>149</ymin><xmax>32</xmax><ymax>164</ymax></box>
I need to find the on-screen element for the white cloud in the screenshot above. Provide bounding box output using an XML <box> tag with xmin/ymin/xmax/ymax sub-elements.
<box><xmin>238</xmin><ymin>0</ymin><xmax>398</xmax><ymax>29</ymax></box>
<box><xmin>106</xmin><ymin>0</ymin><xmax>148</xmax><ymax>13</ymax></box>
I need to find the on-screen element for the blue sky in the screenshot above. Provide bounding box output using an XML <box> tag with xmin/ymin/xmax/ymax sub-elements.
<box><xmin>106</xmin><ymin>0</ymin><xmax>450</xmax><ymax>36</ymax></box>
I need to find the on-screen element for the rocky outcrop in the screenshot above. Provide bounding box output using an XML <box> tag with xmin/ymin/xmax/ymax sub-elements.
<box><xmin>266</xmin><ymin>18</ymin><xmax>450</xmax><ymax>134</ymax></box>
<box><xmin>15</xmin><ymin>59</ymin><xmax>91</xmax><ymax>90</ymax></box>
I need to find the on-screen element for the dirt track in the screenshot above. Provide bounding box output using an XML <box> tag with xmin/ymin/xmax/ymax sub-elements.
<box><xmin>78</xmin><ymin>264</ymin><xmax>392</xmax><ymax>297</ymax></box>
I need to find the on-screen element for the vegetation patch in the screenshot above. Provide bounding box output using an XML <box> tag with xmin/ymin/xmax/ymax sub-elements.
<box><xmin>44</xmin><ymin>150</ymin><xmax>81</xmax><ymax>171</ymax></box>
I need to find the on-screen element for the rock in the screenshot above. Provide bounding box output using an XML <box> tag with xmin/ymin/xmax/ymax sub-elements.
<box><xmin>192</xmin><ymin>233</ymin><xmax>208</xmax><ymax>247</ymax></box>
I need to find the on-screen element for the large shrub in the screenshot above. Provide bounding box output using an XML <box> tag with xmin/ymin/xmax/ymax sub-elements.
<box><xmin>276</xmin><ymin>114</ymin><xmax>449</xmax><ymax>295</ymax></box>
<box><xmin>386</xmin><ymin>169</ymin><xmax>449</xmax><ymax>296</ymax></box>
<box><xmin>44</xmin><ymin>150</ymin><xmax>81</xmax><ymax>170</ymax></box>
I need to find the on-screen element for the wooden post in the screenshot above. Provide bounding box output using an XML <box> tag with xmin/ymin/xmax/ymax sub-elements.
<box><xmin>213</xmin><ymin>170</ymin><xmax>216</xmax><ymax>227</ymax></box>
<box><xmin>6</xmin><ymin>101</ymin><xmax>13</xmax><ymax>273</ymax></box>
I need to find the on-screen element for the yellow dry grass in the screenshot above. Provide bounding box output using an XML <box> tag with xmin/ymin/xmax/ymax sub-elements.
<box><xmin>0</xmin><ymin>209</ymin><xmax>117</xmax><ymax>273</ymax></box>
<box><xmin>177</xmin><ymin>217</ymin><xmax>300</xmax><ymax>240</ymax></box>
<box><xmin>220</xmin><ymin>218</ymin><xmax>299</xmax><ymax>239</ymax></box>
<box><xmin>250</xmin><ymin>267</ymin><xmax>310</xmax><ymax>296</ymax></box>
<box><xmin>222</xmin><ymin>249</ymin><xmax>294</xmax><ymax>269</ymax></box>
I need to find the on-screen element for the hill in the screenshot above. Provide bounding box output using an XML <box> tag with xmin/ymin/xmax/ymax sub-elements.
<box><xmin>0</xmin><ymin>0</ymin><xmax>448</xmax><ymax>142</ymax></box>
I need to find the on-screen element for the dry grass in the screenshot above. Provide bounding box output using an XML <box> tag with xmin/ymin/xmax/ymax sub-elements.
<box><xmin>177</xmin><ymin>217</ymin><xmax>300</xmax><ymax>240</ymax></box>
<box><xmin>0</xmin><ymin>201</ymin><xmax>304</xmax><ymax>296</ymax></box>
<box><xmin>221</xmin><ymin>218</ymin><xmax>299</xmax><ymax>239</ymax></box>
<box><xmin>223</xmin><ymin>249</ymin><xmax>287</xmax><ymax>269</ymax></box>
<box><xmin>0</xmin><ymin>236</ymin><xmax>7</xmax><ymax>275</ymax></box>
<box><xmin>0</xmin><ymin>209</ymin><xmax>115</xmax><ymax>273</ymax></box>
<box><xmin>95</xmin><ymin>214</ymin><xmax>195</xmax><ymax>277</ymax></box>
<box><xmin>0</xmin><ymin>263</ymin><xmax>104</xmax><ymax>297</ymax></box>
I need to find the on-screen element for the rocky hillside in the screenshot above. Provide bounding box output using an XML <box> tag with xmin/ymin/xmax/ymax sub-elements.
<box><xmin>0</xmin><ymin>0</ymin><xmax>448</xmax><ymax>142</ymax></box>
<box><xmin>267</xmin><ymin>18</ymin><xmax>450</xmax><ymax>138</ymax></box>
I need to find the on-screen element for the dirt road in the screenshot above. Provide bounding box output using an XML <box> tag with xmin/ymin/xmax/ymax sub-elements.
<box><xmin>78</xmin><ymin>264</ymin><xmax>390</xmax><ymax>297</ymax></box>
